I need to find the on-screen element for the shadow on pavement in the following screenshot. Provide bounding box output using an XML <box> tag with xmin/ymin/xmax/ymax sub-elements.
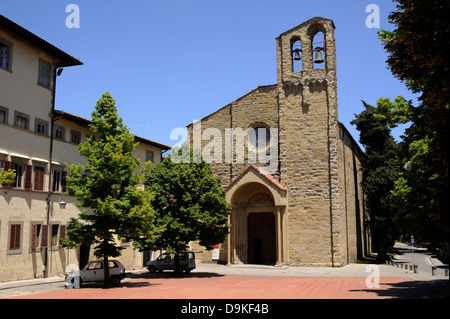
<box><xmin>351</xmin><ymin>279</ymin><xmax>449</xmax><ymax>299</ymax></box>
<box><xmin>126</xmin><ymin>271</ymin><xmax>224</xmax><ymax>280</ymax></box>
<box><xmin>81</xmin><ymin>281</ymin><xmax>157</xmax><ymax>289</ymax></box>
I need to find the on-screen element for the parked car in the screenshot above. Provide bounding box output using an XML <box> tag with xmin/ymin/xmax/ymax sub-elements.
<box><xmin>146</xmin><ymin>251</ymin><xmax>196</xmax><ymax>273</ymax></box>
<box><xmin>65</xmin><ymin>259</ymin><xmax>126</xmax><ymax>287</ymax></box>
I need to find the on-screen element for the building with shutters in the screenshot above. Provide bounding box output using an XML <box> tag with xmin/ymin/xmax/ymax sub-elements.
<box><xmin>187</xmin><ymin>17</ymin><xmax>371</xmax><ymax>267</ymax></box>
<box><xmin>0</xmin><ymin>14</ymin><xmax>170</xmax><ymax>282</ymax></box>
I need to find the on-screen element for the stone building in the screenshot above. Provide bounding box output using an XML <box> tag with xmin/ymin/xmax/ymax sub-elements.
<box><xmin>188</xmin><ymin>17</ymin><xmax>369</xmax><ymax>267</ymax></box>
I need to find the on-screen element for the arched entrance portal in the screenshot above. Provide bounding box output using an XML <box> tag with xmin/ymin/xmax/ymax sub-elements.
<box><xmin>226</xmin><ymin>166</ymin><xmax>287</xmax><ymax>266</ymax></box>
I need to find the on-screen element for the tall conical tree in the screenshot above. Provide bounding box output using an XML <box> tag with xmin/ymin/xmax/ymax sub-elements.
<box><xmin>61</xmin><ymin>92</ymin><xmax>160</xmax><ymax>287</ymax></box>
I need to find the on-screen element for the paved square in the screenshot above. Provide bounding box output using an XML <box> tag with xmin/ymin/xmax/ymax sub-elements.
<box><xmin>10</xmin><ymin>271</ymin><xmax>448</xmax><ymax>299</ymax></box>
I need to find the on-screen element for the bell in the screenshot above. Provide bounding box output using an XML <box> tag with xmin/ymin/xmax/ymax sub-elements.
<box><xmin>293</xmin><ymin>49</ymin><xmax>301</xmax><ymax>61</ymax></box>
<box><xmin>314</xmin><ymin>51</ymin><xmax>324</xmax><ymax>64</ymax></box>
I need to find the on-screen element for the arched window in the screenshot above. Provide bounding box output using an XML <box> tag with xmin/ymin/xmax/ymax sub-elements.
<box><xmin>291</xmin><ymin>38</ymin><xmax>302</xmax><ymax>72</ymax></box>
<box><xmin>311</xmin><ymin>31</ymin><xmax>325</xmax><ymax>69</ymax></box>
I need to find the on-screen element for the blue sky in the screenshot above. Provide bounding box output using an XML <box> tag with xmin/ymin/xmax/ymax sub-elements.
<box><xmin>1</xmin><ymin>0</ymin><xmax>417</xmax><ymax>148</ymax></box>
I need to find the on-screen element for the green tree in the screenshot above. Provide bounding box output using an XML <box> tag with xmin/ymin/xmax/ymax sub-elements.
<box><xmin>351</xmin><ymin>101</ymin><xmax>400</xmax><ymax>262</ymax></box>
<box><xmin>374</xmin><ymin>96</ymin><xmax>442</xmax><ymax>246</ymax></box>
<box><xmin>61</xmin><ymin>92</ymin><xmax>160</xmax><ymax>287</ymax></box>
<box><xmin>379</xmin><ymin>0</ymin><xmax>449</xmax><ymax>243</ymax></box>
<box><xmin>144</xmin><ymin>146</ymin><xmax>231</xmax><ymax>273</ymax></box>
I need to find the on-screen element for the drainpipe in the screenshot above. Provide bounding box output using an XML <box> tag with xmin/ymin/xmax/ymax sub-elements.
<box><xmin>43</xmin><ymin>67</ymin><xmax>63</xmax><ymax>278</ymax></box>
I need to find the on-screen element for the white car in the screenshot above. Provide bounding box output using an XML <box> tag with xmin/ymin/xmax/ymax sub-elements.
<box><xmin>65</xmin><ymin>260</ymin><xmax>126</xmax><ymax>287</ymax></box>
<box><xmin>146</xmin><ymin>251</ymin><xmax>196</xmax><ymax>273</ymax></box>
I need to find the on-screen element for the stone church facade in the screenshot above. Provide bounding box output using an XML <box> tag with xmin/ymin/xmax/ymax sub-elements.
<box><xmin>187</xmin><ymin>17</ymin><xmax>370</xmax><ymax>267</ymax></box>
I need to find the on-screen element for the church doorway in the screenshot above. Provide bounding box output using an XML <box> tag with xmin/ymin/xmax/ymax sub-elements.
<box><xmin>247</xmin><ymin>213</ymin><xmax>276</xmax><ymax>264</ymax></box>
<box><xmin>225</xmin><ymin>166</ymin><xmax>287</xmax><ymax>265</ymax></box>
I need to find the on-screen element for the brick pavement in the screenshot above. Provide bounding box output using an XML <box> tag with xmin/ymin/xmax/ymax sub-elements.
<box><xmin>9</xmin><ymin>272</ymin><xmax>448</xmax><ymax>299</ymax></box>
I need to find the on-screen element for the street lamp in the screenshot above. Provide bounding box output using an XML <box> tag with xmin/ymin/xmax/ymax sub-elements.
<box><xmin>58</xmin><ymin>194</ymin><xmax>67</xmax><ymax>209</ymax></box>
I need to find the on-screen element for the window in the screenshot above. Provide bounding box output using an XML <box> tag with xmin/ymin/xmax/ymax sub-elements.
<box><xmin>53</xmin><ymin>170</ymin><xmax>61</xmax><ymax>192</ymax></box>
<box><xmin>87</xmin><ymin>261</ymin><xmax>103</xmax><ymax>270</ymax></box>
<box><xmin>38</xmin><ymin>59</ymin><xmax>51</xmax><ymax>88</ymax></box>
<box><xmin>35</xmin><ymin>119</ymin><xmax>49</xmax><ymax>135</ymax></box>
<box><xmin>157</xmin><ymin>254</ymin><xmax>168</xmax><ymax>261</ymax></box>
<box><xmin>31</xmin><ymin>224</ymin><xmax>42</xmax><ymax>250</ymax></box>
<box><xmin>0</xmin><ymin>38</ymin><xmax>12</xmax><ymax>71</ymax></box>
<box><xmin>34</xmin><ymin>166</ymin><xmax>45</xmax><ymax>191</ymax></box>
<box><xmin>52</xmin><ymin>169</ymin><xmax>67</xmax><ymax>192</ymax></box>
<box><xmin>17</xmin><ymin>116</ymin><xmax>27</xmax><ymax>129</ymax></box>
<box><xmin>54</xmin><ymin>125</ymin><xmax>65</xmax><ymax>140</ymax></box>
<box><xmin>0</xmin><ymin>110</ymin><xmax>5</xmax><ymax>124</ymax></box>
<box><xmin>0</xmin><ymin>106</ymin><xmax>8</xmax><ymax>124</ymax></box>
<box><xmin>70</xmin><ymin>130</ymin><xmax>81</xmax><ymax>144</ymax></box>
<box><xmin>248</xmin><ymin>126</ymin><xmax>271</xmax><ymax>149</ymax></box>
<box><xmin>51</xmin><ymin>224</ymin><xmax>59</xmax><ymax>247</ymax></box>
<box><xmin>9</xmin><ymin>224</ymin><xmax>22</xmax><ymax>251</ymax></box>
<box><xmin>14</xmin><ymin>163</ymin><xmax>24</xmax><ymax>188</ymax></box>
<box><xmin>146</xmin><ymin>150</ymin><xmax>154</xmax><ymax>162</ymax></box>
<box><xmin>14</xmin><ymin>111</ymin><xmax>30</xmax><ymax>130</ymax></box>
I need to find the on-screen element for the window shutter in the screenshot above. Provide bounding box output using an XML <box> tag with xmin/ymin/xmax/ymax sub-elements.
<box><xmin>51</xmin><ymin>169</ymin><xmax>56</xmax><ymax>192</ymax></box>
<box><xmin>31</xmin><ymin>224</ymin><xmax>38</xmax><ymax>249</ymax></box>
<box><xmin>62</xmin><ymin>171</ymin><xmax>67</xmax><ymax>193</ymax></box>
<box><xmin>41</xmin><ymin>224</ymin><xmax>48</xmax><ymax>248</ymax></box>
<box><xmin>59</xmin><ymin>225</ymin><xmax>66</xmax><ymax>246</ymax></box>
<box><xmin>2</xmin><ymin>161</ymin><xmax>14</xmax><ymax>188</ymax></box>
<box><xmin>10</xmin><ymin>224</ymin><xmax>21</xmax><ymax>250</ymax></box>
<box><xmin>34</xmin><ymin>166</ymin><xmax>45</xmax><ymax>191</ymax></box>
<box><xmin>24</xmin><ymin>165</ymin><xmax>32</xmax><ymax>190</ymax></box>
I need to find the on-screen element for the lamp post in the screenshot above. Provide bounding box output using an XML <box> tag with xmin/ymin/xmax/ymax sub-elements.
<box><xmin>43</xmin><ymin>67</ymin><xmax>64</xmax><ymax>278</ymax></box>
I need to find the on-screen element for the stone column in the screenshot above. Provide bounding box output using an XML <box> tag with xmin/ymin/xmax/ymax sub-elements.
<box><xmin>227</xmin><ymin>214</ymin><xmax>231</xmax><ymax>265</ymax></box>
<box><xmin>276</xmin><ymin>206</ymin><xmax>283</xmax><ymax>265</ymax></box>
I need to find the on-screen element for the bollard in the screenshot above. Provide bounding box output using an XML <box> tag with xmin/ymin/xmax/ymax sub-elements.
<box><xmin>431</xmin><ymin>266</ymin><xmax>436</xmax><ymax>276</ymax></box>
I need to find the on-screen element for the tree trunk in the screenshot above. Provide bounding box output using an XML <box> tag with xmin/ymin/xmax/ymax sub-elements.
<box><xmin>376</xmin><ymin>242</ymin><xmax>387</xmax><ymax>264</ymax></box>
<box><xmin>174</xmin><ymin>251</ymin><xmax>181</xmax><ymax>274</ymax></box>
<box><xmin>103</xmin><ymin>254</ymin><xmax>110</xmax><ymax>288</ymax></box>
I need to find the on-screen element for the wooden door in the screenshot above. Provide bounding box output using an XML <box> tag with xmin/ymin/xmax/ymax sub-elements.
<box><xmin>247</xmin><ymin>213</ymin><xmax>276</xmax><ymax>264</ymax></box>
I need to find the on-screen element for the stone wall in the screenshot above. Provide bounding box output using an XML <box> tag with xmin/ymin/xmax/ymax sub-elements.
<box><xmin>337</xmin><ymin>123</ymin><xmax>366</xmax><ymax>264</ymax></box>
